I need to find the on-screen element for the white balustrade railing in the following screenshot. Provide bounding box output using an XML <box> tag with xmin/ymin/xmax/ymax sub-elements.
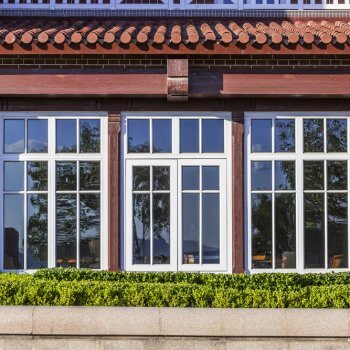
<box><xmin>1</xmin><ymin>0</ymin><xmax>350</xmax><ymax>10</ymax></box>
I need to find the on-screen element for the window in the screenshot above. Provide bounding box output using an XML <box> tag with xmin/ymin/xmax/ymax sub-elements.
<box><xmin>123</xmin><ymin>114</ymin><xmax>231</xmax><ymax>272</ymax></box>
<box><xmin>246</xmin><ymin>114</ymin><xmax>349</xmax><ymax>272</ymax></box>
<box><xmin>0</xmin><ymin>114</ymin><xmax>107</xmax><ymax>271</ymax></box>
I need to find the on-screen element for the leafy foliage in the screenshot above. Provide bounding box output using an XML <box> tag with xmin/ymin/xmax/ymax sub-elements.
<box><xmin>0</xmin><ymin>269</ymin><xmax>349</xmax><ymax>307</ymax></box>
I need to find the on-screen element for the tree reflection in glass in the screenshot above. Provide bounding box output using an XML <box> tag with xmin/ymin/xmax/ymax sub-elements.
<box><xmin>80</xmin><ymin>119</ymin><xmax>100</xmax><ymax>153</ymax></box>
<box><xmin>328</xmin><ymin>193</ymin><xmax>348</xmax><ymax>268</ymax></box>
<box><xmin>275</xmin><ymin>194</ymin><xmax>296</xmax><ymax>269</ymax></box>
<box><xmin>275</xmin><ymin>161</ymin><xmax>295</xmax><ymax>190</ymax></box>
<box><xmin>56</xmin><ymin>194</ymin><xmax>77</xmax><ymax>267</ymax></box>
<box><xmin>153</xmin><ymin>167</ymin><xmax>170</xmax><ymax>191</ymax></box>
<box><xmin>304</xmin><ymin>119</ymin><xmax>324</xmax><ymax>152</ymax></box>
<box><xmin>252</xmin><ymin>193</ymin><xmax>272</xmax><ymax>268</ymax></box>
<box><xmin>80</xmin><ymin>194</ymin><xmax>100</xmax><ymax>268</ymax></box>
<box><xmin>56</xmin><ymin>162</ymin><xmax>77</xmax><ymax>191</ymax></box>
<box><xmin>128</xmin><ymin>119</ymin><xmax>150</xmax><ymax>153</ymax></box>
<box><xmin>133</xmin><ymin>166</ymin><xmax>150</xmax><ymax>191</ymax></box>
<box><xmin>304</xmin><ymin>161</ymin><xmax>324</xmax><ymax>190</ymax></box>
<box><xmin>80</xmin><ymin>162</ymin><xmax>100</xmax><ymax>191</ymax></box>
<box><xmin>327</xmin><ymin>119</ymin><xmax>347</xmax><ymax>153</ymax></box>
<box><xmin>27</xmin><ymin>194</ymin><xmax>48</xmax><ymax>269</ymax></box>
<box><xmin>275</xmin><ymin>119</ymin><xmax>295</xmax><ymax>152</ymax></box>
<box><xmin>327</xmin><ymin>161</ymin><xmax>347</xmax><ymax>190</ymax></box>
<box><xmin>27</xmin><ymin>161</ymin><xmax>48</xmax><ymax>191</ymax></box>
<box><xmin>304</xmin><ymin>193</ymin><xmax>324</xmax><ymax>268</ymax></box>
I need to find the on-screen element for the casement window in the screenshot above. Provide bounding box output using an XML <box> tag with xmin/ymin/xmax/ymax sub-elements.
<box><xmin>246</xmin><ymin>113</ymin><xmax>350</xmax><ymax>272</ymax></box>
<box><xmin>123</xmin><ymin>114</ymin><xmax>232</xmax><ymax>272</ymax></box>
<box><xmin>0</xmin><ymin>114</ymin><xmax>108</xmax><ymax>271</ymax></box>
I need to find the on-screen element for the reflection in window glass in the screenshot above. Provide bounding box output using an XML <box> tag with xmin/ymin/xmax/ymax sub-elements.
<box><xmin>28</xmin><ymin>119</ymin><xmax>48</xmax><ymax>153</ymax></box>
<box><xmin>80</xmin><ymin>162</ymin><xmax>100</xmax><ymax>191</ymax></box>
<box><xmin>153</xmin><ymin>193</ymin><xmax>170</xmax><ymax>264</ymax></box>
<box><xmin>328</xmin><ymin>193</ymin><xmax>348</xmax><ymax>268</ymax></box>
<box><xmin>27</xmin><ymin>161</ymin><xmax>48</xmax><ymax>191</ymax></box>
<box><xmin>275</xmin><ymin>194</ymin><xmax>296</xmax><ymax>269</ymax></box>
<box><xmin>80</xmin><ymin>119</ymin><xmax>100</xmax><ymax>153</ymax></box>
<box><xmin>56</xmin><ymin>119</ymin><xmax>77</xmax><ymax>153</ymax></box>
<box><xmin>251</xmin><ymin>161</ymin><xmax>272</xmax><ymax>191</ymax></box>
<box><xmin>56</xmin><ymin>162</ymin><xmax>77</xmax><ymax>191</ymax></box>
<box><xmin>133</xmin><ymin>194</ymin><xmax>150</xmax><ymax>264</ymax></box>
<box><xmin>252</xmin><ymin>193</ymin><xmax>272</xmax><ymax>269</ymax></box>
<box><xmin>128</xmin><ymin>119</ymin><xmax>150</xmax><ymax>153</ymax></box>
<box><xmin>182</xmin><ymin>166</ymin><xmax>200</xmax><ymax>191</ymax></box>
<box><xmin>153</xmin><ymin>167</ymin><xmax>170</xmax><ymax>191</ymax></box>
<box><xmin>27</xmin><ymin>194</ymin><xmax>48</xmax><ymax>269</ymax></box>
<box><xmin>275</xmin><ymin>119</ymin><xmax>295</xmax><ymax>152</ymax></box>
<box><xmin>182</xmin><ymin>193</ymin><xmax>199</xmax><ymax>264</ymax></box>
<box><xmin>56</xmin><ymin>194</ymin><xmax>77</xmax><ymax>267</ymax></box>
<box><xmin>275</xmin><ymin>161</ymin><xmax>295</xmax><ymax>190</ymax></box>
<box><xmin>304</xmin><ymin>193</ymin><xmax>324</xmax><ymax>269</ymax></box>
<box><xmin>180</xmin><ymin>119</ymin><xmax>199</xmax><ymax>153</ymax></box>
<box><xmin>202</xmin><ymin>166</ymin><xmax>219</xmax><ymax>191</ymax></box>
<box><xmin>304</xmin><ymin>161</ymin><xmax>324</xmax><ymax>190</ymax></box>
<box><xmin>304</xmin><ymin>119</ymin><xmax>324</xmax><ymax>152</ymax></box>
<box><xmin>251</xmin><ymin>119</ymin><xmax>271</xmax><ymax>152</ymax></box>
<box><xmin>80</xmin><ymin>194</ymin><xmax>100</xmax><ymax>268</ymax></box>
<box><xmin>4</xmin><ymin>162</ymin><xmax>24</xmax><ymax>191</ymax></box>
<box><xmin>327</xmin><ymin>119</ymin><xmax>347</xmax><ymax>153</ymax></box>
<box><xmin>4</xmin><ymin>119</ymin><xmax>25</xmax><ymax>154</ymax></box>
<box><xmin>327</xmin><ymin>161</ymin><xmax>347</xmax><ymax>190</ymax></box>
<box><xmin>133</xmin><ymin>167</ymin><xmax>150</xmax><ymax>191</ymax></box>
<box><xmin>153</xmin><ymin>119</ymin><xmax>172</xmax><ymax>153</ymax></box>
<box><xmin>202</xmin><ymin>119</ymin><xmax>224</xmax><ymax>153</ymax></box>
<box><xmin>4</xmin><ymin>194</ymin><xmax>24</xmax><ymax>270</ymax></box>
<box><xmin>202</xmin><ymin>193</ymin><xmax>220</xmax><ymax>264</ymax></box>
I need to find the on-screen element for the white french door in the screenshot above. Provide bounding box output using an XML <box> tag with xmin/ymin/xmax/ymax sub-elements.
<box><xmin>125</xmin><ymin>159</ymin><xmax>227</xmax><ymax>272</ymax></box>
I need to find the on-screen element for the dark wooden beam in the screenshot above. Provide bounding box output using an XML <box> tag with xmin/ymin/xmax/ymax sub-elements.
<box><xmin>108</xmin><ymin>114</ymin><xmax>121</xmax><ymax>271</ymax></box>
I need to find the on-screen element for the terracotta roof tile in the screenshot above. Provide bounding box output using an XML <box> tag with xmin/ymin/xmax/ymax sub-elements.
<box><xmin>1</xmin><ymin>19</ymin><xmax>350</xmax><ymax>51</ymax></box>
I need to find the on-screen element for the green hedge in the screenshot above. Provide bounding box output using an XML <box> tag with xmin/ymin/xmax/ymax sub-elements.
<box><xmin>0</xmin><ymin>269</ymin><xmax>348</xmax><ymax>307</ymax></box>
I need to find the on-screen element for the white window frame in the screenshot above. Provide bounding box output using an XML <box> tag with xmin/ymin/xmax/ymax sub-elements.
<box><xmin>0</xmin><ymin>112</ymin><xmax>108</xmax><ymax>272</ymax></box>
<box><xmin>245</xmin><ymin>112</ymin><xmax>350</xmax><ymax>274</ymax></box>
<box><xmin>122</xmin><ymin>112</ymin><xmax>232</xmax><ymax>273</ymax></box>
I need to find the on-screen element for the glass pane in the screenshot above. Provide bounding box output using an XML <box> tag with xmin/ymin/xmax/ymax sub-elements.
<box><xmin>182</xmin><ymin>193</ymin><xmax>199</xmax><ymax>264</ymax></box>
<box><xmin>328</xmin><ymin>193</ymin><xmax>348</xmax><ymax>268</ymax></box>
<box><xmin>27</xmin><ymin>161</ymin><xmax>48</xmax><ymax>191</ymax></box>
<box><xmin>133</xmin><ymin>167</ymin><xmax>150</xmax><ymax>191</ymax></box>
<box><xmin>304</xmin><ymin>161</ymin><xmax>324</xmax><ymax>190</ymax></box>
<box><xmin>202</xmin><ymin>193</ymin><xmax>220</xmax><ymax>264</ymax></box>
<box><xmin>182</xmin><ymin>166</ymin><xmax>200</xmax><ymax>191</ymax></box>
<box><xmin>56</xmin><ymin>162</ymin><xmax>77</xmax><ymax>191</ymax></box>
<box><xmin>80</xmin><ymin>162</ymin><xmax>100</xmax><ymax>191</ymax></box>
<box><xmin>153</xmin><ymin>119</ymin><xmax>172</xmax><ymax>153</ymax></box>
<box><xmin>4</xmin><ymin>162</ymin><xmax>24</xmax><ymax>191</ymax></box>
<box><xmin>133</xmin><ymin>194</ymin><xmax>150</xmax><ymax>264</ymax></box>
<box><xmin>153</xmin><ymin>193</ymin><xmax>170</xmax><ymax>264</ymax></box>
<box><xmin>27</xmin><ymin>194</ymin><xmax>48</xmax><ymax>269</ymax></box>
<box><xmin>80</xmin><ymin>194</ymin><xmax>100</xmax><ymax>268</ymax></box>
<box><xmin>4</xmin><ymin>119</ymin><xmax>25</xmax><ymax>154</ymax></box>
<box><xmin>275</xmin><ymin>194</ymin><xmax>296</xmax><ymax>269</ymax></box>
<box><xmin>56</xmin><ymin>119</ymin><xmax>77</xmax><ymax>153</ymax></box>
<box><xmin>128</xmin><ymin>119</ymin><xmax>150</xmax><ymax>153</ymax></box>
<box><xmin>327</xmin><ymin>119</ymin><xmax>347</xmax><ymax>152</ymax></box>
<box><xmin>252</xmin><ymin>193</ymin><xmax>272</xmax><ymax>269</ymax></box>
<box><xmin>251</xmin><ymin>161</ymin><xmax>272</xmax><ymax>191</ymax></box>
<box><xmin>180</xmin><ymin>119</ymin><xmax>199</xmax><ymax>153</ymax></box>
<box><xmin>251</xmin><ymin>119</ymin><xmax>272</xmax><ymax>153</ymax></box>
<box><xmin>304</xmin><ymin>193</ymin><xmax>324</xmax><ymax>269</ymax></box>
<box><xmin>56</xmin><ymin>194</ymin><xmax>77</xmax><ymax>267</ymax></box>
<box><xmin>27</xmin><ymin>119</ymin><xmax>48</xmax><ymax>153</ymax></box>
<box><xmin>275</xmin><ymin>119</ymin><xmax>295</xmax><ymax>152</ymax></box>
<box><xmin>3</xmin><ymin>194</ymin><xmax>24</xmax><ymax>269</ymax></box>
<box><xmin>153</xmin><ymin>167</ymin><xmax>170</xmax><ymax>191</ymax></box>
<box><xmin>327</xmin><ymin>160</ymin><xmax>347</xmax><ymax>191</ymax></box>
<box><xmin>275</xmin><ymin>161</ymin><xmax>295</xmax><ymax>190</ymax></box>
<box><xmin>304</xmin><ymin>119</ymin><xmax>324</xmax><ymax>152</ymax></box>
<box><xmin>80</xmin><ymin>119</ymin><xmax>100</xmax><ymax>153</ymax></box>
<box><xmin>202</xmin><ymin>166</ymin><xmax>219</xmax><ymax>191</ymax></box>
<box><xmin>202</xmin><ymin>119</ymin><xmax>224</xmax><ymax>153</ymax></box>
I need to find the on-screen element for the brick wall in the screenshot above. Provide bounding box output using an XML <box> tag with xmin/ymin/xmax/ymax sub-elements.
<box><xmin>0</xmin><ymin>54</ymin><xmax>348</xmax><ymax>73</ymax></box>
